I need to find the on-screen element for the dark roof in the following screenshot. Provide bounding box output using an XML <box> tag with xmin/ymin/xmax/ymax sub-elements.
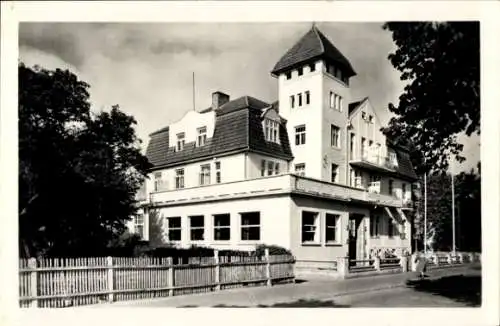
<box><xmin>271</xmin><ymin>25</ymin><xmax>356</xmax><ymax>77</ymax></box>
<box><xmin>348</xmin><ymin>98</ymin><xmax>367</xmax><ymax>116</ymax></box>
<box><xmin>145</xmin><ymin>96</ymin><xmax>293</xmax><ymax>170</ymax></box>
<box><xmin>392</xmin><ymin>148</ymin><xmax>418</xmax><ymax>181</ymax></box>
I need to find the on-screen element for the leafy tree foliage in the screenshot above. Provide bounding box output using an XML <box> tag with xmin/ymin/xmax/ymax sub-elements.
<box><xmin>382</xmin><ymin>22</ymin><xmax>479</xmax><ymax>174</ymax></box>
<box><xmin>19</xmin><ymin>63</ymin><xmax>151</xmax><ymax>258</ymax></box>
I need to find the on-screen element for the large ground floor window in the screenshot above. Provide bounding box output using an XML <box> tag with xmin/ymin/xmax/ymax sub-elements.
<box><xmin>166</xmin><ymin>216</ymin><xmax>182</xmax><ymax>241</ymax></box>
<box><xmin>301</xmin><ymin>211</ymin><xmax>320</xmax><ymax>244</ymax></box>
<box><xmin>240</xmin><ymin>212</ymin><xmax>260</xmax><ymax>241</ymax></box>
<box><xmin>213</xmin><ymin>214</ymin><xmax>230</xmax><ymax>241</ymax></box>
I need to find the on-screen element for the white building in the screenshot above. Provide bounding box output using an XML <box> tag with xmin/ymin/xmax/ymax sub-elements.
<box><xmin>133</xmin><ymin>26</ymin><xmax>418</xmax><ymax>270</ymax></box>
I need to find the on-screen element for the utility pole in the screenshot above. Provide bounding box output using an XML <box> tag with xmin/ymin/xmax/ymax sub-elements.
<box><xmin>192</xmin><ymin>72</ymin><xmax>196</xmax><ymax>111</ymax></box>
<box><xmin>451</xmin><ymin>162</ymin><xmax>456</xmax><ymax>254</ymax></box>
<box><xmin>424</xmin><ymin>172</ymin><xmax>427</xmax><ymax>256</ymax></box>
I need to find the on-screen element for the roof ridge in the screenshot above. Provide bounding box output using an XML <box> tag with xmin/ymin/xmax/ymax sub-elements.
<box><xmin>312</xmin><ymin>24</ymin><xmax>325</xmax><ymax>54</ymax></box>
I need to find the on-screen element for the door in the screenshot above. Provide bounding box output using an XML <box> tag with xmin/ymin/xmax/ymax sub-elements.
<box><xmin>348</xmin><ymin>217</ymin><xmax>358</xmax><ymax>264</ymax></box>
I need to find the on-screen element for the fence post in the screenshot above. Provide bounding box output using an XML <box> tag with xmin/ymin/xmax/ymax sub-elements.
<box><xmin>433</xmin><ymin>254</ymin><xmax>439</xmax><ymax>267</ymax></box>
<box><xmin>214</xmin><ymin>250</ymin><xmax>221</xmax><ymax>291</ymax></box>
<box><xmin>107</xmin><ymin>257</ymin><xmax>114</xmax><ymax>303</ymax></box>
<box><xmin>337</xmin><ymin>257</ymin><xmax>349</xmax><ymax>279</ymax></box>
<box><xmin>167</xmin><ymin>257</ymin><xmax>174</xmax><ymax>296</ymax></box>
<box><xmin>447</xmin><ymin>253</ymin><xmax>453</xmax><ymax>265</ymax></box>
<box><xmin>374</xmin><ymin>256</ymin><xmax>381</xmax><ymax>271</ymax></box>
<box><xmin>457</xmin><ymin>253</ymin><xmax>463</xmax><ymax>264</ymax></box>
<box><xmin>265</xmin><ymin>248</ymin><xmax>271</xmax><ymax>286</ymax></box>
<box><xmin>469</xmin><ymin>253</ymin><xmax>474</xmax><ymax>263</ymax></box>
<box><xmin>28</xmin><ymin>258</ymin><xmax>38</xmax><ymax>308</ymax></box>
<box><xmin>400</xmin><ymin>255</ymin><xmax>408</xmax><ymax>272</ymax></box>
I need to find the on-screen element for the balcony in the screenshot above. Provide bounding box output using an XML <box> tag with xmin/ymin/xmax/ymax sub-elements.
<box><xmin>349</xmin><ymin>152</ymin><xmax>397</xmax><ymax>173</ymax></box>
<box><xmin>149</xmin><ymin>174</ymin><xmax>403</xmax><ymax>208</ymax></box>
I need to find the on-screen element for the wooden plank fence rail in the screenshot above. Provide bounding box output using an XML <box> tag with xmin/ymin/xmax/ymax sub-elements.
<box><xmin>19</xmin><ymin>249</ymin><xmax>295</xmax><ymax>308</ymax></box>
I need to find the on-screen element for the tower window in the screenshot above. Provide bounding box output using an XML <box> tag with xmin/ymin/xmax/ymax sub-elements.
<box><xmin>286</xmin><ymin>71</ymin><xmax>292</xmax><ymax>80</ymax></box>
<box><xmin>290</xmin><ymin>95</ymin><xmax>295</xmax><ymax>109</ymax></box>
<box><xmin>295</xmin><ymin>125</ymin><xmax>306</xmax><ymax>145</ymax></box>
<box><xmin>331</xmin><ymin>125</ymin><xmax>340</xmax><ymax>148</ymax></box>
<box><xmin>305</xmin><ymin>91</ymin><xmax>310</xmax><ymax>105</ymax></box>
<box><xmin>309</xmin><ymin>63</ymin><xmax>316</xmax><ymax>72</ymax></box>
<box><xmin>298</xmin><ymin>67</ymin><xmax>303</xmax><ymax>76</ymax></box>
<box><xmin>298</xmin><ymin>93</ymin><xmax>303</xmax><ymax>107</ymax></box>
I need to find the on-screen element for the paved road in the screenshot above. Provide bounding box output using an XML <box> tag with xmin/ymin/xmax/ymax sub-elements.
<box><xmin>100</xmin><ymin>265</ymin><xmax>480</xmax><ymax>308</ymax></box>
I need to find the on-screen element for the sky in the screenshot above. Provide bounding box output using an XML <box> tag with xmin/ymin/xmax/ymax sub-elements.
<box><xmin>18</xmin><ymin>22</ymin><xmax>480</xmax><ymax>173</ymax></box>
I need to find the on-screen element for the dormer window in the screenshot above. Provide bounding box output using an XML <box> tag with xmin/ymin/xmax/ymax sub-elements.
<box><xmin>264</xmin><ymin>119</ymin><xmax>280</xmax><ymax>143</ymax></box>
<box><xmin>176</xmin><ymin>132</ymin><xmax>185</xmax><ymax>151</ymax></box>
<box><xmin>197</xmin><ymin>126</ymin><xmax>207</xmax><ymax>147</ymax></box>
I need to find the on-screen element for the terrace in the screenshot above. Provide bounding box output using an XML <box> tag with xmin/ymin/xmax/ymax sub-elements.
<box><xmin>149</xmin><ymin>174</ymin><xmax>403</xmax><ymax>208</ymax></box>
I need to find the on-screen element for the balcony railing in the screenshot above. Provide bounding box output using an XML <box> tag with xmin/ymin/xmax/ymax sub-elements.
<box><xmin>149</xmin><ymin>174</ymin><xmax>403</xmax><ymax>208</ymax></box>
<box><xmin>351</xmin><ymin>153</ymin><xmax>398</xmax><ymax>171</ymax></box>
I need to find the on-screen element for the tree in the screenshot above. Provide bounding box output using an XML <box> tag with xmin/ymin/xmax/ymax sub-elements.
<box><xmin>382</xmin><ymin>22</ymin><xmax>479</xmax><ymax>175</ymax></box>
<box><xmin>19</xmin><ymin>63</ymin><xmax>152</xmax><ymax>258</ymax></box>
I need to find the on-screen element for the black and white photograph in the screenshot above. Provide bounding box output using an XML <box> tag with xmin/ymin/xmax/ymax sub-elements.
<box><xmin>1</xmin><ymin>2</ymin><xmax>498</xmax><ymax>326</ymax></box>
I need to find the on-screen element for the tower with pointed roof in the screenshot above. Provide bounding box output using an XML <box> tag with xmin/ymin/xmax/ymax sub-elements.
<box><xmin>272</xmin><ymin>25</ymin><xmax>356</xmax><ymax>184</ymax></box>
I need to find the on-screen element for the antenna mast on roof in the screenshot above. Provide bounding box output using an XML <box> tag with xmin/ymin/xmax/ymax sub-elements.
<box><xmin>192</xmin><ymin>72</ymin><xmax>196</xmax><ymax>111</ymax></box>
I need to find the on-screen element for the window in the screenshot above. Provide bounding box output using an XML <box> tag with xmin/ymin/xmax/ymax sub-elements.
<box><xmin>197</xmin><ymin>126</ymin><xmax>207</xmax><ymax>147</ymax></box>
<box><xmin>402</xmin><ymin>183</ymin><xmax>407</xmax><ymax>198</ymax></box>
<box><xmin>215</xmin><ymin>161</ymin><xmax>221</xmax><ymax>184</ymax></box>
<box><xmin>298</xmin><ymin>67</ymin><xmax>303</xmax><ymax>76</ymax></box>
<box><xmin>176</xmin><ymin>132</ymin><xmax>185</xmax><ymax>151</ymax></box>
<box><xmin>329</xmin><ymin>92</ymin><xmax>342</xmax><ymax>111</ymax></box>
<box><xmin>295</xmin><ymin>125</ymin><xmax>306</xmax><ymax>145</ymax></box>
<box><xmin>175</xmin><ymin>168</ymin><xmax>184</xmax><ymax>189</ymax></box>
<box><xmin>388</xmin><ymin>150</ymin><xmax>398</xmax><ymax>167</ymax></box>
<box><xmin>298</xmin><ymin>93</ymin><xmax>303</xmax><ymax>107</ymax></box>
<box><xmin>295</xmin><ymin>163</ymin><xmax>305</xmax><ymax>177</ymax></box>
<box><xmin>261</xmin><ymin>159</ymin><xmax>266</xmax><ymax>177</ymax></box>
<box><xmin>331</xmin><ymin>164</ymin><xmax>339</xmax><ymax>183</ymax></box>
<box><xmin>301</xmin><ymin>211</ymin><xmax>319</xmax><ymax>243</ymax></box>
<box><xmin>305</xmin><ymin>91</ymin><xmax>310</xmax><ymax>105</ymax></box>
<box><xmin>264</xmin><ymin>119</ymin><xmax>279</xmax><ymax>143</ymax></box>
<box><xmin>389</xmin><ymin>180</ymin><xmax>394</xmax><ymax>196</ymax></box>
<box><xmin>213</xmin><ymin>214</ymin><xmax>230</xmax><ymax>241</ymax></box>
<box><xmin>370</xmin><ymin>215</ymin><xmax>380</xmax><ymax>237</ymax></box>
<box><xmin>240</xmin><ymin>212</ymin><xmax>260</xmax><ymax>241</ymax></box>
<box><xmin>189</xmin><ymin>215</ymin><xmax>204</xmax><ymax>241</ymax></box>
<box><xmin>351</xmin><ymin>169</ymin><xmax>362</xmax><ymax>188</ymax></box>
<box><xmin>275</xmin><ymin>162</ymin><xmax>280</xmax><ymax>175</ymax></box>
<box><xmin>335</xmin><ymin>94</ymin><xmax>340</xmax><ymax>111</ymax></box>
<box><xmin>134</xmin><ymin>214</ymin><xmax>144</xmax><ymax>239</ymax></box>
<box><xmin>267</xmin><ymin>161</ymin><xmax>274</xmax><ymax>176</ymax></box>
<box><xmin>325</xmin><ymin>214</ymin><xmax>340</xmax><ymax>244</ymax></box>
<box><xmin>339</xmin><ymin>96</ymin><xmax>343</xmax><ymax>112</ymax></box>
<box><xmin>368</xmin><ymin>115</ymin><xmax>373</xmax><ymax>124</ymax></box>
<box><xmin>388</xmin><ymin>219</ymin><xmax>395</xmax><ymax>238</ymax></box>
<box><xmin>361</xmin><ymin>112</ymin><xmax>366</xmax><ymax>120</ymax></box>
<box><xmin>350</xmin><ymin>133</ymin><xmax>356</xmax><ymax>158</ymax></box>
<box><xmin>199</xmin><ymin>164</ymin><xmax>210</xmax><ymax>186</ymax></box>
<box><xmin>329</xmin><ymin>91</ymin><xmax>335</xmax><ymax>108</ymax></box>
<box><xmin>309</xmin><ymin>63</ymin><xmax>316</xmax><ymax>72</ymax></box>
<box><xmin>290</xmin><ymin>95</ymin><xmax>295</xmax><ymax>109</ymax></box>
<box><xmin>361</xmin><ymin>137</ymin><xmax>367</xmax><ymax>157</ymax></box>
<box><xmin>167</xmin><ymin>217</ymin><xmax>181</xmax><ymax>241</ymax></box>
<box><xmin>154</xmin><ymin>172</ymin><xmax>163</xmax><ymax>192</ymax></box>
<box><xmin>286</xmin><ymin>71</ymin><xmax>292</xmax><ymax>80</ymax></box>
<box><xmin>331</xmin><ymin>125</ymin><xmax>340</xmax><ymax>148</ymax></box>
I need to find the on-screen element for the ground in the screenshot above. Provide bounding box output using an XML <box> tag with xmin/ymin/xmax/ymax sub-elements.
<box><xmin>102</xmin><ymin>265</ymin><xmax>481</xmax><ymax>308</ymax></box>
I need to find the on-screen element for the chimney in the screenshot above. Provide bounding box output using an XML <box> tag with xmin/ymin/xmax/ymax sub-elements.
<box><xmin>212</xmin><ymin>91</ymin><xmax>230</xmax><ymax>110</ymax></box>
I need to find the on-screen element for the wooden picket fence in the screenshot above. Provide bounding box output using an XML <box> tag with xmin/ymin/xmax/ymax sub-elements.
<box><xmin>19</xmin><ymin>250</ymin><xmax>295</xmax><ymax>308</ymax></box>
